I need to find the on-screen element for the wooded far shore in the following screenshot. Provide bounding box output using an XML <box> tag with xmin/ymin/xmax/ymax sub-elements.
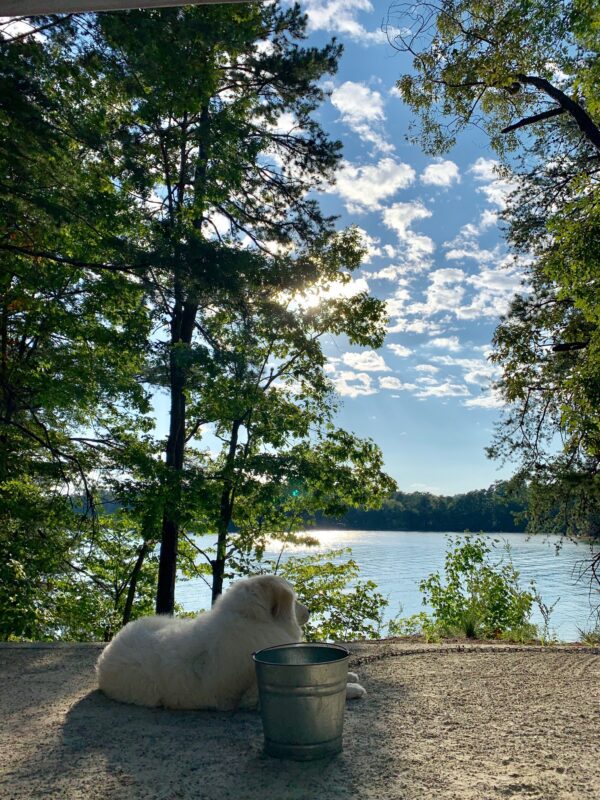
<box><xmin>315</xmin><ymin>482</ymin><xmax>529</xmax><ymax>533</ymax></box>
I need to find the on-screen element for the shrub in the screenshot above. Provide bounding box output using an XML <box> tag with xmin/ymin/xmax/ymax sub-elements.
<box><xmin>578</xmin><ymin>623</ymin><xmax>600</xmax><ymax>646</ymax></box>
<box><xmin>387</xmin><ymin>610</ymin><xmax>438</xmax><ymax>640</ymax></box>
<box><xmin>273</xmin><ymin>548</ymin><xmax>388</xmax><ymax>642</ymax></box>
<box><xmin>418</xmin><ymin>535</ymin><xmax>537</xmax><ymax>639</ymax></box>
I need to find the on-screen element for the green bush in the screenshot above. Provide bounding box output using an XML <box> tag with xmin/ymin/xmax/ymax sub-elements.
<box><xmin>273</xmin><ymin>548</ymin><xmax>388</xmax><ymax>642</ymax></box>
<box><xmin>578</xmin><ymin>623</ymin><xmax>600</xmax><ymax>646</ymax></box>
<box><xmin>387</xmin><ymin>610</ymin><xmax>436</xmax><ymax>639</ymax></box>
<box><xmin>388</xmin><ymin>536</ymin><xmax>540</xmax><ymax>641</ymax></box>
<box><xmin>417</xmin><ymin>535</ymin><xmax>537</xmax><ymax>640</ymax></box>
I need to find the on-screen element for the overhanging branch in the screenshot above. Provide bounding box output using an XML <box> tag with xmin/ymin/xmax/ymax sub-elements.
<box><xmin>516</xmin><ymin>74</ymin><xmax>600</xmax><ymax>153</ymax></box>
<box><xmin>502</xmin><ymin>106</ymin><xmax>566</xmax><ymax>135</ymax></box>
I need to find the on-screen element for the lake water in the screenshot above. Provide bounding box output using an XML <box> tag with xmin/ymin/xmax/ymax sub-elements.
<box><xmin>177</xmin><ymin>530</ymin><xmax>599</xmax><ymax>642</ymax></box>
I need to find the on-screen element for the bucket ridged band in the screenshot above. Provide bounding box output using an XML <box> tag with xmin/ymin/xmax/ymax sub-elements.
<box><xmin>263</xmin><ymin>735</ymin><xmax>343</xmax><ymax>761</ymax></box>
<box><xmin>253</xmin><ymin>642</ymin><xmax>349</xmax><ymax>761</ymax></box>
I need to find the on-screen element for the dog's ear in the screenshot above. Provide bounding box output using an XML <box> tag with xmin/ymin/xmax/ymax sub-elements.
<box><xmin>269</xmin><ymin>577</ymin><xmax>295</xmax><ymax>623</ymax></box>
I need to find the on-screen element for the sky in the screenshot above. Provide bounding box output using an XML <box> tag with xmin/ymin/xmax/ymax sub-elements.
<box><xmin>260</xmin><ymin>0</ymin><xmax>528</xmax><ymax>496</ymax></box>
<box><xmin>136</xmin><ymin>0</ymin><xmax>526</xmax><ymax>497</ymax></box>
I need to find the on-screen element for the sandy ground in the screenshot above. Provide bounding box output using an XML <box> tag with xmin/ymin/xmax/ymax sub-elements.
<box><xmin>0</xmin><ymin>641</ymin><xmax>599</xmax><ymax>800</ymax></box>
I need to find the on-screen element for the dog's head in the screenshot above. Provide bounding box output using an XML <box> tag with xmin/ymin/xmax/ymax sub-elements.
<box><xmin>218</xmin><ymin>575</ymin><xmax>309</xmax><ymax>631</ymax></box>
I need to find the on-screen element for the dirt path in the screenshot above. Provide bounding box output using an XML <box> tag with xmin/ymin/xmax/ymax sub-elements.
<box><xmin>1</xmin><ymin>642</ymin><xmax>598</xmax><ymax>799</ymax></box>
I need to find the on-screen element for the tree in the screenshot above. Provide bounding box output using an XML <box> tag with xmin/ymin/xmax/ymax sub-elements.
<box><xmin>146</xmin><ymin>227</ymin><xmax>396</xmax><ymax>602</ymax></box>
<box><xmin>408</xmin><ymin>536</ymin><xmax>537</xmax><ymax>640</ymax></box>
<box><xmin>487</xmin><ymin>188</ymin><xmax>600</xmax><ymax>541</ymax></box>
<box><xmin>0</xmin><ymin>256</ymin><xmax>153</xmax><ymax>638</ymax></box>
<box><xmin>2</xmin><ymin>5</ymin><xmax>396</xmax><ymax>631</ymax></box>
<box><xmin>0</xmin><ymin>20</ymin><xmax>166</xmax><ymax>638</ymax></box>
<box><xmin>390</xmin><ymin>0</ymin><xmax>599</xmax><ymax>156</ymax></box>
<box><xmin>272</xmin><ymin>549</ymin><xmax>389</xmax><ymax>642</ymax></box>
<box><xmin>54</xmin><ymin>3</ymin><xmax>352</xmax><ymax>614</ymax></box>
<box><xmin>389</xmin><ymin>0</ymin><xmax>600</xmax><ymax>544</ymax></box>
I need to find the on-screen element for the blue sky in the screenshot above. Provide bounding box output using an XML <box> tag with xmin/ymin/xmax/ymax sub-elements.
<box><xmin>277</xmin><ymin>0</ymin><xmax>526</xmax><ymax>495</ymax></box>
<box><xmin>146</xmin><ymin>0</ymin><xmax>526</xmax><ymax>497</ymax></box>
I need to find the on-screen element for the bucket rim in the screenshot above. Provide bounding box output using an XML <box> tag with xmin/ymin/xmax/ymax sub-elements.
<box><xmin>252</xmin><ymin>641</ymin><xmax>349</xmax><ymax>665</ymax></box>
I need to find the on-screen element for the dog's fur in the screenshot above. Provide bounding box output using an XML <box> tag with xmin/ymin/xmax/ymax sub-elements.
<box><xmin>96</xmin><ymin>574</ymin><xmax>365</xmax><ymax>710</ymax></box>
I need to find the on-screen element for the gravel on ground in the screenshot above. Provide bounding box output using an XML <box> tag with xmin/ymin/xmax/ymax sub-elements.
<box><xmin>1</xmin><ymin>640</ymin><xmax>598</xmax><ymax>800</ymax></box>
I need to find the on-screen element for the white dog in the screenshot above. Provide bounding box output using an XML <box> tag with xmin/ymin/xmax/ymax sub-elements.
<box><xmin>97</xmin><ymin>575</ymin><xmax>366</xmax><ymax>710</ymax></box>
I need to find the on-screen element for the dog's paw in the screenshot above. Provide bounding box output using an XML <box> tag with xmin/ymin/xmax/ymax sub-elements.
<box><xmin>348</xmin><ymin>671</ymin><xmax>359</xmax><ymax>683</ymax></box>
<box><xmin>346</xmin><ymin>681</ymin><xmax>367</xmax><ymax>700</ymax></box>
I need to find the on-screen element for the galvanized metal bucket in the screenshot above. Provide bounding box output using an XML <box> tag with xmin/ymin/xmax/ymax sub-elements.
<box><xmin>253</xmin><ymin>642</ymin><xmax>349</xmax><ymax>761</ymax></box>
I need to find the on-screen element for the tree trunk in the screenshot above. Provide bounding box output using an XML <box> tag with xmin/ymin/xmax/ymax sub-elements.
<box><xmin>211</xmin><ymin>419</ymin><xmax>241</xmax><ymax>605</ymax></box>
<box><xmin>122</xmin><ymin>541</ymin><xmax>150</xmax><ymax>626</ymax></box>
<box><xmin>155</xmin><ymin>296</ymin><xmax>198</xmax><ymax>614</ymax></box>
<box><xmin>156</xmin><ymin>104</ymin><xmax>209</xmax><ymax>614</ymax></box>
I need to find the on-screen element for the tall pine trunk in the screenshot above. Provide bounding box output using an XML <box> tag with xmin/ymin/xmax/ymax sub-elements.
<box><xmin>155</xmin><ymin>105</ymin><xmax>208</xmax><ymax>615</ymax></box>
<box><xmin>155</xmin><ymin>295</ymin><xmax>198</xmax><ymax>614</ymax></box>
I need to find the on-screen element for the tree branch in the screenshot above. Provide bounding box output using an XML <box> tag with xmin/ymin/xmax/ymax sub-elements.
<box><xmin>501</xmin><ymin>106</ymin><xmax>566</xmax><ymax>135</ymax></box>
<box><xmin>516</xmin><ymin>74</ymin><xmax>600</xmax><ymax>153</ymax></box>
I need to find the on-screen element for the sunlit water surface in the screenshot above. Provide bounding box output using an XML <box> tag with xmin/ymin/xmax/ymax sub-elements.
<box><xmin>177</xmin><ymin>531</ymin><xmax>599</xmax><ymax>641</ymax></box>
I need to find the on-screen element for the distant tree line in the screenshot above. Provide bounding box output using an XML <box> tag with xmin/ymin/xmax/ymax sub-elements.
<box><xmin>316</xmin><ymin>482</ymin><xmax>528</xmax><ymax>533</ymax></box>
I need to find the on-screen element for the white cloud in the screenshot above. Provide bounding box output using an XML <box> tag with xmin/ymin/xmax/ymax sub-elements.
<box><xmin>463</xmin><ymin>363</ymin><xmax>500</xmax><ymax>385</ymax></box>
<box><xmin>431</xmin><ymin>355</ymin><xmax>500</xmax><ymax>384</ymax></box>
<box><xmin>469</xmin><ymin>157</ymin><xmax>499</xmax><ymax>182</ymax></box>
<box><xmin>331</xmin><ymin>81</ymin><xmax>384</xmax><ymax>124</ymax></box>
<box><xmin>414</xmin><ymin>364</ymin><xmax>439</xmax><ymax>374</ymax></box>
<box><xmin>445</xmin><ymin>243</ymin><xmax>501</xmax><ymax>264</ymax></box>
<box><xmin>469</xmin><ymin>157</ymin><xmax>518</xmax><ymax>209</ymax></box>
<box><xmin>268</xmin><ymin>111</ymin><xmax>299</xmax><ymax>135</ymax></box>
<box><xmin>457</xmin><ymin>258</ymin><xmax>526</xmax><ymax>320</ymax></box>
<box><xmin>379</xmin><ymin>376</ymin><xmax>417</xmax><ymax>390</ymax></box>
<box><xmin>364</xmin><ymin>265</ymin><xmax>410</xmax><ymax>281</ymax></box>
<box><xmin>203</xmin><ymin>210</ymin><xmax>233</xmax><ymax>240</ymax></box>
<box><xmin>438</xmin><ymin>197</ymin><xmax>525</xmax><ymax>321</ymax></box>
<box><xmin>332</xmin><ymin>371</ymin><xmax>378</xmax><ymax>398</ymax></box>
<box><xmin>382</xmin><ymin>201</ymin><xmax>434</xmax><ymax>271</ymax></box>
<box><xmin>387</xmin><ymin>318</ymin><xmax>444</xmax><ymax>335</ymax></box>
<box><xmin>420</xmin><ymin>159</ymin><xmax>460</xmax><ymax>187</ymax></box>
<box><xmin>464</xmin><ymin>389</ymin><xmax>506</xmax><ymax>409</ymax></box>
<box><xmin>443</xmin><ymin>209</ymin><xmax>499</xmax><ymax>261</ymax></box>
<box><xmin>332</xmin><ymin>158</ymin><xmax>415</xmax><ymax>213</ymax></box>
<box><xmin>416</xmin><ymin>375</ymin><xmax>439</xmax><ymax>385</ymax></box>
<box><xmin>415</xmin><ymin>381</ymin><xmax>471</xmax><ymax>398</ymax></box>
<box><xmin>302</xmin><ymin>1</ymin><xmax>386</xmax><ymax>45</ymax></box>
<box><xmin>406</xmin><ymin>268</ymin><xmax>466</xmax><ymax>317</ymax></box>
<box><xmin>341</xmin><ymin>350</ymin><xmax>390</xmax><ymax>372</ymax></box>
<box><xmin>428</xmin><ymin>336</ymin><xmax>462</xmax><ymax>352</ymax></box>
<box><xmin>385</xmin><ymin>288</ymin><xmax>411</xmax><ymax>318</ymax></box>
<box><xmin>479</xmin><ymin>208</ymin><xmax>499</xmax><ymax>230</ymax></box>
<box><xmin>254</xmin><ymin>38</ymin><xmax>275</xmax><ymax>56</ymax></box>
<box><xmin>0</xmin><ymin>18</ymin><xmax>41</xmax><ymax>41</ymax></box>
<box><xmin>330</xmin><ymin>81</ymin><xmax>393</xmax><ymax>153</ymax></box>
<box><xmin>387</xmin><ymin>343</ymin><xmax>412</xmax><ymax>358</ymax></box>
<box><xmin>401</xmin><ymin>250</ymin><xmax>526</xmax><ymax>323</ymax></box>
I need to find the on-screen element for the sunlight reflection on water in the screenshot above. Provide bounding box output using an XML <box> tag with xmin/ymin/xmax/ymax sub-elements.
<box><xmin>176</xmin><ymin>530</ymin><xmax>599</xmax><ymax>641</ymax></box>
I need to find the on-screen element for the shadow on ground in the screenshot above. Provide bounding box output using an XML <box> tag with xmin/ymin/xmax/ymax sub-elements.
<box><xmin>51</xmin><ymin>686</ymin><xmax>394</xmax><ymax>800</ymax></box>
